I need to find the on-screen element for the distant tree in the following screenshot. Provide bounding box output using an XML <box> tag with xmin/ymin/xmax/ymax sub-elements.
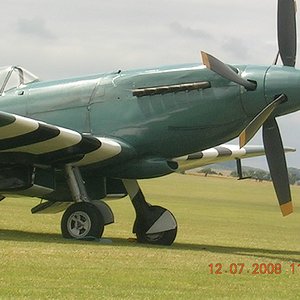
<box><xmin>230</xmin><ymin>168</ymin><xmax>271</xmax><ymax>181</ymax></box>
<box><xmin>200</xmin><ymin>168</ymin><xmax>217</xmax><ymax>176</ymax></box>
<box><xmin>288</xmin><ymin>172</ymin><xmax>297</xmax><ymax>185</ymax></box>
<box><xmin>230</xmin><ymin>170</ymin><xmax>238</xmax><ymax>177</ymax></box>
<box><xmin>230</xmin><ymin>166</ymin><xmax>300</xmax><ymax>185</ymax></box>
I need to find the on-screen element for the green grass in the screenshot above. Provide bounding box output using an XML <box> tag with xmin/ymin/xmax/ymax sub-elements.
<box><xmin>1</xmin><ymin>174</ymin><xmax>300</xmax><ymax>299</ymax></box>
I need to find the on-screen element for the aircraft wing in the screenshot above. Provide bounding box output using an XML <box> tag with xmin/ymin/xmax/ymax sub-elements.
<box><xmin>0</xmin><ymin>111</ymin><xmax>124</xmax><ymax>166</ymax></box>
<box><xmin>0</xmin><ymin>111</ymin><xmax>295</xmax><ymax>177</ymax></box>
<box><xmin>173</xmin><ymin>145</ymin><xmax>296</xmax><ymax>173</ymax></box>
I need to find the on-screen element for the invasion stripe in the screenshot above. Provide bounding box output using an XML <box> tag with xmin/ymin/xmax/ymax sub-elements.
<box><xmin>187</xmin><ymin>152</ymin><xmax>203</xmax><ymax>160</ymax></box>
<box><xmin>0</xmin><ymin>111</ymin><xmax>122</xmax><ymax>165</ymax></box>
<box><xmin>2</xmin><ymin>126</ymin><xmax>82</xmax><ymax>154</ymax></box>
<box><xmin>0</xmin><ymin>114</ymin><xmax>39</xmax><ymax>139</ymax></box>
<box><xmin>174</xmin><ymin>145</ymin><xmax>295</xmax><ymax>174</ymax></box>
<box><xmin>183</xmin><ymin>146</ymin><xmax>250</xmax><ymax>161</ymax></box>
<box><xmin>215</xmin><ymin>146</ymin><xmax>233</xmax><ymax>157</ymax></box>
<box><xmin>179</xmin><ymin>146</ymin><xmax>240</xmax><ymax>162</ymax></box>
<box><xmin>0</xmin><ymin>112</ymin><xmax>16</xmax><ymax>127</ymax></box>
<box><xmin>38</xmin><ymin>135</ymin><xmax>102</xmax><ymax>164</ymax></box>
<box><xmin>201</xmin><ymin>148</ymin><xmax>219</xmax><ymax>159</ymax></box>
<box><xmin>74</xmin><ymin>137</ymin><xmax>122</xmax><ymax>166</ymax></box>
<box><xmin>0</xmin><ymin>123</ymin><xmax>60</xmax><ymax>150</ymax></box>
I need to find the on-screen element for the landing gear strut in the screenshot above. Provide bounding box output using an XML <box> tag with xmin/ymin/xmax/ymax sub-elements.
<box><xmin>123</xmin><ymin>179</ymin><xmax>177</xmax><ymax>245</ymax></box>
<box><xmin>61</xmin><ymin>165</ymin><xmax>106</xmax><ymax>240</ymax></box>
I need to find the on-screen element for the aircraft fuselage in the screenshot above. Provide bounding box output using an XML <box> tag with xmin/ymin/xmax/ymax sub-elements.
<box><xmin>1</xmin><ymin>63</ymin><xmax>300</xmax><ymax>159</ymax></box>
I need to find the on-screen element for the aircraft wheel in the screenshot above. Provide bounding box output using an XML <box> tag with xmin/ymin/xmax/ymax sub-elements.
<box><xmin>61</xmin><ymin>202</ymin><xmax>104</xmax><ymax>240</ymax></box>
<box><xmin>136</xmin><ymin>227</ymin><xmax>177</xmax><ymax>246</ymax></box>
<box><xmin>135</xmin><ymin>206</ymin><xmax>177</xmax><ymax>246</ymax></box>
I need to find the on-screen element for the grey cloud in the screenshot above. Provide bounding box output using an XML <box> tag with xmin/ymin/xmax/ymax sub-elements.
<box><xmin>17</xmin><ymin>17</ymin><xmax>56</xmax><ymax>40</ymax></box>
<box><xmin>169</xmin><ymin>22</ymin><xmax>213</xmax><ymax>41</ymax></box>
<box><xmin>221</xmin><ymin>37</ymin><xmax>251</xmax><ymax>61</ymax></box>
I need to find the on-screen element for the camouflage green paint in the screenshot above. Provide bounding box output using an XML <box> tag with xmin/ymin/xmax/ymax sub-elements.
<box><xmin>1</xmin><ymin>63</ymin><xmax>300</xmax><ymax>161</ymax></box>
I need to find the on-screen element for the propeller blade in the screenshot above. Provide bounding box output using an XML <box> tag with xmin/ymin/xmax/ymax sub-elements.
<box><xmin>278</xmin><ymin>0</ymin><xmax>297</xmax><ymax>67</ymax></box>
<box><xmin>273</xmin><ymin>51</ymin><xmax>280</xmax><ymax>65</ymax></box>
<box><xmin>239</xmin><ymin>94</ymin><xmax>287</xmax><ymax>148</ymax></box>
<box><xmin>201</xmin><ymin>51</ymin><xmax>256</xmax><ymax>91</ymax></box>
<box><xmin>263</xmin><ymin>118</ymin><xmax>293</xmax><ymax>216</ymax></box>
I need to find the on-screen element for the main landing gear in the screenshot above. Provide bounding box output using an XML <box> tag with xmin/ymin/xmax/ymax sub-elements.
<box><xmin>60</xmin><ymin>165</ymin><xmax>177</xmax><ymax>245</ymax></box>
<box><xmin>61</xmin><ymin>202</ymin><xmax>104</xmax><ymax>239</ymax></box>
<box><xmin>122</xmin><ymin>179</ymin><xmax>178</xmax><ymax>245</ymax></box>
<box><xmin>61</xmin><ymin>165</ymin><xmax>113</xmax><ymax>240</ymax></box>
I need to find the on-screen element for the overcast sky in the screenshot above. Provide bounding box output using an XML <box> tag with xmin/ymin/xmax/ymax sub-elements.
<box><xmin>1</xmin><ymin>0</ymin><xmax>300</xmax><ymax>169</ymax></box>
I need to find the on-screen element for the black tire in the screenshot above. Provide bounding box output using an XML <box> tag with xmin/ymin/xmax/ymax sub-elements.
<box><xmin>61</xmin><ymin>202</ymin><xmax>104</xmax><ymax>240</ymax></box>
<box><xmin>136</xmin><ymin>226</ymin><xmax>177</xmax><ymax>246</ymax></box>
<box><xmin>134</xmin><ymin>206</ymin><xmax>177</xmax><ymax>246</ymax></box>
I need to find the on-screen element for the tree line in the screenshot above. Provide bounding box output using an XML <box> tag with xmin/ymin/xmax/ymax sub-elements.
<box><xmin>200</xmin><ymin>167</ymin><xmax>300</xmax><ymax>185</ymax></box>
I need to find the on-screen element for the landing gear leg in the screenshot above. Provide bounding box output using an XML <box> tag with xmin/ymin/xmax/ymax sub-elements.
<box><xmin>123</xmin><ymin>179</ymin><xmax>177</xmax><ymax>245</ymax></box>
<box><xmin>61</xmin><ymin>165</ymin><xmax>104</xmax><ymax>240</ymax></box>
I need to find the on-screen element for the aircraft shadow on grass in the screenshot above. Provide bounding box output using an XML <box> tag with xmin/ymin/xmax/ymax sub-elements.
<box><xmin>1</xmin><ymin>229</ymin><xmax>299</xmax><ymax>262</ymax></box>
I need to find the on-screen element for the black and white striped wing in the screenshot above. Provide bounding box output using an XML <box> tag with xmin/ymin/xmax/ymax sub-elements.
<box><xmin>0</xmin><ymin>112</ymin><xmax>122</xmax><ymax>166</ymax></box>
<box><xmin>173</xmin><ymin>145</ymin><xmax>296</xmax><ymax>172</ymax></box>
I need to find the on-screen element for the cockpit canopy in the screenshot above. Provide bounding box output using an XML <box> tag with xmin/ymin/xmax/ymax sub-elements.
<box><xmin>0</xmin><ymin>66</ymin><xmax>39</xmax><ymax>96</ymax></box>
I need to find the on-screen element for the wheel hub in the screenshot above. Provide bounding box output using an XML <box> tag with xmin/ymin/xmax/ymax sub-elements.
<box><xmin>67</xmin><ymin>211</ymin><xmax>91</xmax><ymax>238</ymax></box>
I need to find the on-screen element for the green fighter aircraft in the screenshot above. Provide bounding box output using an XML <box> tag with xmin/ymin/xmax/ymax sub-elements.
<box><xmin>0</xmin><ymin>0</ymin><xmax>298</xmax><ymax>245</ymax></box>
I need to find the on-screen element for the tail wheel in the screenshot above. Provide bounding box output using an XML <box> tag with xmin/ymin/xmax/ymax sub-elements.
<box><xmin>61</xmin><ymin>202</ymin><xmax>104</xmax><ymax>240</ymax></box>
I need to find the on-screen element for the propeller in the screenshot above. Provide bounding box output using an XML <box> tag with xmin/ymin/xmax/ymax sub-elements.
<box><xmin>278</xmin><ymin>0</ymin><xmax>297</xmax><ymax>66</ymax></box>
<box><xmin>201</xmin><ymin>0</ymin><xmax>297</xmax><ymax>216</ymax></box>
<box><xmin>238</xmin><ymin>94</ymin><xmax>292</xmax><ymax>216</ymax></box>
<box><xmin>260</xmin><ymin>0</ymin><xmax>296</xmax><ymax>215</ymax></box>
<box><xmin>239</xmin><ymin>94</ymin><xmax>287</xmax><ymax>148</ymax></box>
<box><xmin>201</xmin><ymin>51</ymin><xmax>257</xmax><ymax>91</ymax></box>
<box><xmin>263</xmin><ymin>119</ymin><xmax>293</xmax><ymax>216</ymax></box>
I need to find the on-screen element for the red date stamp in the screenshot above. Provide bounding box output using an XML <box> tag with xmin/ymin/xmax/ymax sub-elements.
<box><xmin>209</xmin><ymin>262</ymin><xmax>300</xmax><ymax>275</ymax></box>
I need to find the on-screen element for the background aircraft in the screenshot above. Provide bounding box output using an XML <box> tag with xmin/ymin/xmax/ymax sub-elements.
<box><xmin>0</xmin><ymin>0</ymin><xmax>298</xmax><ymax>245</ymax></box>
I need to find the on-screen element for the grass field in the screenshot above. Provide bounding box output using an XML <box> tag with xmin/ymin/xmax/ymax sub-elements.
<box><xmin>1</xmin><ymin>174</ymin><xmax>300</xmax><ymax>299</ymax></box>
